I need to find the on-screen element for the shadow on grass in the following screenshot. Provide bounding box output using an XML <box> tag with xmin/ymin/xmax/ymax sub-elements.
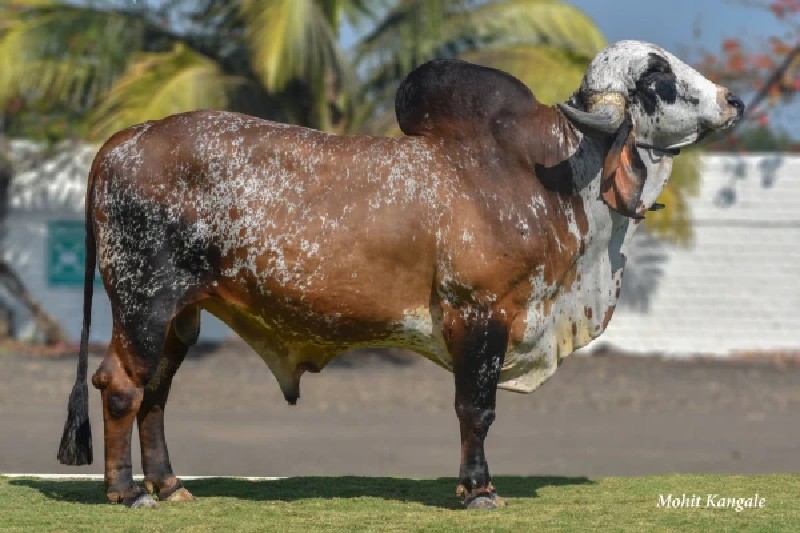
<box><xmin>11</xmin><ymin>475</ymin><xmax>593</xmax><ymax>509</ymax></box>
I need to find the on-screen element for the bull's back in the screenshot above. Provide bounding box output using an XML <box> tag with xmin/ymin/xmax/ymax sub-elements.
<box><xmin>92</xmin><ymin>111</ymin><xmax>446</xmax><ymax>344</ymax></box>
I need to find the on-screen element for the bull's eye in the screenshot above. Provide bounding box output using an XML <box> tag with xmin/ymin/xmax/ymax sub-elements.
<box><xmin>642</xmin><ymin>53</ymin><xmax>673</xmax><ymax>77</ymax></box>
<box><xmin>635</xmin><ymin>53</ymin><xmax>678</xmax><ymax>114</ymax></box>
<box><xmin>642</xmin><ymin>65</ymin><xmax>670</xmax><ymax>78</ymax></box>
<box><xmin>651</xmin><ymin>78</ymin><xmax>677</xmax><ymax>104</ymax></box>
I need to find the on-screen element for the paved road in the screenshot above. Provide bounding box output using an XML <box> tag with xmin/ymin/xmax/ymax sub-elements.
<box><xmin>2</xmin><ymin>342</ymin><xmax>800</xmax><ymax>479</ymax></box>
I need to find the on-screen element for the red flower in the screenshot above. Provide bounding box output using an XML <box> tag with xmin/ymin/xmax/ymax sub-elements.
<box><xmin>723</xmin><ymin>39</ymin><xmax>740</xmax><ymax>52</ymax></box>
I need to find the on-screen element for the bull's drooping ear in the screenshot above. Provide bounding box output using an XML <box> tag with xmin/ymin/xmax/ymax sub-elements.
<box><xmin>600</xmin><ymin>114</ymin><xmax>647</xmax><ymax>218</ymax></box>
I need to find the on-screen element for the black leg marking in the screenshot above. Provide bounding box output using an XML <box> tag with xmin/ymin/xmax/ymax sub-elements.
<box><xmin>138</xmin><ymin>308</ymin><xmax>198</xmax><ymax>502</ymax></box>
<box><xmin>449</xmin><ymin>318</ymin><xmax>508</xmax><ymax>509</ymax></box>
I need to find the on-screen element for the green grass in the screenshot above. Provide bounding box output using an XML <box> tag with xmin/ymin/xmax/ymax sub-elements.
<box><xmin>0</xmin><ymin>474</ymin><xmax>796</xmax><ymax>532</ymax></box>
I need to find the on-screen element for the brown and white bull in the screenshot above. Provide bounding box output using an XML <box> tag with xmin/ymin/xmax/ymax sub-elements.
<box><xmin>58</xmin><ymin>41</ymin><xmax>742</xmax><ymax>509</ymax></box>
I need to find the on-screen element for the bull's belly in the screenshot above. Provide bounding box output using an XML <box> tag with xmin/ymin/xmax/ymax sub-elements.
<box><xmin>202</xmin><ymin>300</ymin><xmax>452</xmax><ymax>396</ymax></box>
<box><xmin>204</xmin><ymin>287</ymin><xmax>614</xmax><ymax>397</ymax></box>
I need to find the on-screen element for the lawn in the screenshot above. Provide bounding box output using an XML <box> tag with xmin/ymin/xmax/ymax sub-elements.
<box><xmin>0</xmin><ymin>474</ymin><xmax>796</xmax><ymax>532</ymax></box>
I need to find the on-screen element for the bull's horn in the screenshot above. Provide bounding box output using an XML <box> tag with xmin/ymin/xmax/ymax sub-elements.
<box><xmin>557</xmin><ymin>93</ymin><xmax>627</xmax><ymax>135</ymax></box>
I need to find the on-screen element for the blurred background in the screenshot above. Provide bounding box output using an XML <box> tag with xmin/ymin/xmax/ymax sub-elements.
<box><xmin>0</xmin><ymin>0</ymin><xmax>798</xmax><ymax>478</ymax></box>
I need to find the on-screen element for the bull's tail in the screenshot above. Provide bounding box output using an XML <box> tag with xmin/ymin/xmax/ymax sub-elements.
<box><xmin>57</xmin><ymin>155</ymin><xmax>101</xmax><ymax>466</ymax></box>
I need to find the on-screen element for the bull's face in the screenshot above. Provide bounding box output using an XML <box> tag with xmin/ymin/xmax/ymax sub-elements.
<box><xmin>611</xmin><ymin>42</ymin><xmax>743</xmax><ymax>149</ymax></box>
<box><xmin>562</xmin><ymin>40</ymin><xmax>743</xmax><ymax>149</ymax></box>
<box><xmin>558</xmin><ymin>40</ymin><xmax>743</xmax><ymax>217</ymax></box>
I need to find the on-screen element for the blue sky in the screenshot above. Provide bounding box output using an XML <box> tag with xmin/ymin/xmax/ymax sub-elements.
<box><xmin>566</xmin><ymin>0</ymin><xmax>789</xmax><ymax>60</ymax></box>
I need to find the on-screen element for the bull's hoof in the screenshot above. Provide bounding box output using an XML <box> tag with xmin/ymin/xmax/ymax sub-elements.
<box><xmin>457</xmin><ymin>483</ymin><xmax>506</xmax><ymax>510</ymax></box>
<box><xmin>129</xmin><ymin>493</ymin><xmax>159</xmax><ymax>509</ymax></box>
<box><xmin>145</xmin><ymin>477</ymin><xmax>194</xmax><ymax>502</ymax></box>
<box><xmin>163</xmin><ymin>487</ymin><xmax>195</xmax><ymax>502</ymax></box>
<box><xmin>466</xmin><ymin>493</ymin><xmax>506</xmax><ymax>510</ymax></box>
<box><xmin>467</xmin><ymin>495</ymin><xmax>498</xmax><ymax>510</ymax></box>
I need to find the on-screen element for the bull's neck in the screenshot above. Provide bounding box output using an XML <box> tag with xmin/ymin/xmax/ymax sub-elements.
<box><xmin>516</xmin><ymin>107</ymin><xmax>634</xmax><ymax>283</ymax></box>
<box><xmin>533</xmin><ymin>103</ymin><xmax>675</xmax><ymax>239</ymax></box>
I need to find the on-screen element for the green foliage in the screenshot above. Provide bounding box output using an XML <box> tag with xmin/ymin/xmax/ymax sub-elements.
<box><xmin>237</xmin><ymin>0</ymin><xmax>360</xmax><ymax>132</ymax></box>
<box><xmin>0</xmin><ymin>1</ymin><xmax>144</xmax><ymax>113</ymax></box>
<box><xmin>357</xmin><ymin>0</ymin><xmax>606</xmax><ymax>132</ymax></box>
<box><xmin>0</xmin><ymin>150</ymin><xmax>11</xmax><ymax>177</ymax></box>
<box><xmin>1</xmin><ymin>474</ymin><xmax>798</xmax><ymax>532</ymax></box>
<box><xmin>645</xmin><ymin>149</ymin><xmax>702</xmax><ymax>246</ymax></box>
<box><xmin>461</xmin><ymin>45</ymin><xmax>588</xmax><ymax>104</ymax></box>
<box><xmin>240</xmin><ymin>0</ymin><xmax>349</xmax><ymax>91</ymax></box>
<box><xmin>89</xmin><ymin>43</ymin><xmax>229</xmax><ymax>140</ymax></box>
<box><xmin>1</xmin><ymin>0</ymin><xmax>605</xmax><ymax>137</ymax></box>
<box><xmin>705</xmin><ymin>125</ymin><xmax>799</xmax><ymax>152</ymax></box>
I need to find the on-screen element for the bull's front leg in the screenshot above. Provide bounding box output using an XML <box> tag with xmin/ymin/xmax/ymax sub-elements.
<box><xmin>448</xmin><ymin>316</ymin><xmax>508</xmax><ymax>510</ymax></box>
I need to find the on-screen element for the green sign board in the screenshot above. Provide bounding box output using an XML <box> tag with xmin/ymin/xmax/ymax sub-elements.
<box><xmin>47</xmin><ymin>220</ymin><xmax>101</xmax><ymax>287</ymax></box>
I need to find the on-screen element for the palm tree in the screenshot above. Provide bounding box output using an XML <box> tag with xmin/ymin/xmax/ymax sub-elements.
<box><xmin>1</xmin><ymin>0</ymin><xmax>605</xmax><ymax>135</ymax></box>
<box><xmin>355</xmin><ymin>0</ymin><xmax>605</xmax><ymax>133</ymax></box>
<box><xmin>0</xmin><ymin>0</ymin><xmax>369</xmax><ymax>138</ymax></box>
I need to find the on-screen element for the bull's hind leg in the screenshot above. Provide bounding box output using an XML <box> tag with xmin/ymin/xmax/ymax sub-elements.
<box><xmin>92</xmin><ymin>328</ymin><xmax>155</xmax><ymax>508</ymax></box>
<box><xmin>93</xmin><ymin>302</ymin><xmax>191</xmax><ymax>508</ymax></box>
<box><xmin>137</xmin><ymin>305</ymin><xmax>200</xmax><ymax>503</ymax></box>
<box><xmin>449</xmin><ymin>318</ymin><xmax>509</xmax><ymax>510</ymax></box>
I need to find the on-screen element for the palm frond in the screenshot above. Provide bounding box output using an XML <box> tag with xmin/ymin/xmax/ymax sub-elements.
<box><xmin>358</xmin><ymin>0</ymin><xmax>603</xmax><ymax>76</ymax></box>
<box><xmin>239</xmin><ymin>0</ymin><xmax>350</xmax><ymax>91</ymax></box>
<box><xmin>360</xmin><ymin>43</ymin><xmax>589</xmax><ymax>136</ymax></box>
<box><xmin>317</xmin><ymin>0</ymin><xmax>377</xmax><ymax>33</ymax></box>
<box><xmin>239</xmin><ymin>0</ymin><xmax>359</xmax><ymax>130</ymax></box>
<box><xmin>460</xmin><ymin>45</ymin><xmax>589</xmax><ymax>104</ymax></box>
<box><xmin>358</xmin><ymin>0</ymin><xmax>468</xmax><ymax>70</ymax></box>
<box><xmin>0</xmin><ymin>3</ymin><xmax>143</xmax><ymax>110</ymax></box>
<box><xmin>89</xmin><ymin>43</ymin><xmax>229</xmax><ymax>140</ymax></box>
<box><xmin>355</xmin><ymin>0</ymin><xmax>604</xmax><ymax>131</ymax></box>
<box><xmin>447</xmin><ymin>0</ymin><xmax>606</xmax><ymax>60</ymax></box>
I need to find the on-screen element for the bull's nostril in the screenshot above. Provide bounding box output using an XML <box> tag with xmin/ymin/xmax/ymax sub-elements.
<box><xmin>726</xmin><ymin>92</ymin><xmax>745</xmax><ymax>114</ymax></box>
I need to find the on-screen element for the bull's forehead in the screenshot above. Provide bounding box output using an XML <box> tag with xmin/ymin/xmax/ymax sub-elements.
<box><xmin>582</xmin><ymin>40</ymin><xmax>706</xmax><ymax>93</ymax></box>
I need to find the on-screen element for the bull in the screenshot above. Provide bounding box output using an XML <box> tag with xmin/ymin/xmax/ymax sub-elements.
<box><xmin>58</xmin><ymin>40</ymin><xmax>742</xmax><ymax>509</ymax></box>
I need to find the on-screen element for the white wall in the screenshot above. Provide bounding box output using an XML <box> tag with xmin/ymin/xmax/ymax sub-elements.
<box><xmin>584</xmin><ymin>154</ymin><xmax>800</xmax><ymax>356</ymax></box>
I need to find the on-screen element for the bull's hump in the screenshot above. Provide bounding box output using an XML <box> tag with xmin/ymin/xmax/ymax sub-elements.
<box><xmin>396</xmin><ymin>59</ymin><xmax>537</xmax><ymax>139</ymax></box>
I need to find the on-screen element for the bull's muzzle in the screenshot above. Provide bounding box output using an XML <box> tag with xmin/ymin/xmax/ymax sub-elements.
<box><xmin>716</xmin><ymin>86</ymin><xmax>745</xmax><ymax>127</ymax></box>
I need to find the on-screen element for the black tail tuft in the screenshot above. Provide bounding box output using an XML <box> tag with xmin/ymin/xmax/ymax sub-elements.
<box><xmin>58</xmin><ymin>153</ymin><xmax>99</xmax><ymax>466</ymax></box>
<box><xmin>57</xmin><ymin>379</ymin><xmax>93</xmax><ymax>465</ymax></box>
